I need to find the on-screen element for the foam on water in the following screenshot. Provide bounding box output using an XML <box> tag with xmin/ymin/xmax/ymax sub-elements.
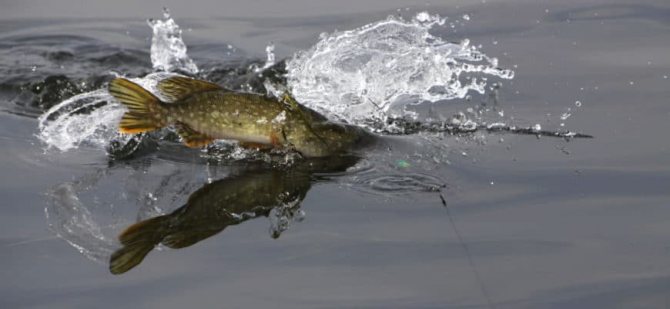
<box><xmin>286</xmin><ymin>12</ymin><xmax>514</xmax><ymax>124</ymax></box>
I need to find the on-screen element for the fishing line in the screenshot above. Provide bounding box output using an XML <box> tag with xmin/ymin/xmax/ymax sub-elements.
<box><xmin>438</xmin><ymin>188</ymin><xmax>495</xmax><ymax>309</ymax></box>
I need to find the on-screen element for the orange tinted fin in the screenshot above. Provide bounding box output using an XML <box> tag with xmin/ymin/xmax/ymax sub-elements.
<box><xmin>108</xmin><ymin>78</ymin><xmax>166</xmax><ymax>134</ymax></box>
<box><xmin>157</xmin><ymin>76</ymin><xmax>223</xmax><ymax>102</ymax></box>
<box><xmin>162</xmin><ymin>228</ymin><xmax>222</xmax><ymax>249</ymax></box>
<box><xmin>110</xmin><ymin>215</ymin><xmax>169</xmax><ymax>275</ymax></box>
<box><xmin>174</xmin><ymin>122</ymin><xmax>215</xmax><ymax>148</ymax></box>
<box><xmin>117</xmin><ymin>215</ymin><xmax>168</xmax><ymax>245</ymax></box>
<box><xmin>109</xmin><ymin>242</ymin><xmax>155</xmax><ymax>275</ymax></box>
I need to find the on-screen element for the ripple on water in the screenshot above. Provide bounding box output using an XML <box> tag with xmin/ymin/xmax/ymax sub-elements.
<box><xmin>364</xmin><ymin>173</ymin><xmax>445</xmax><ymax>192</ymax></box>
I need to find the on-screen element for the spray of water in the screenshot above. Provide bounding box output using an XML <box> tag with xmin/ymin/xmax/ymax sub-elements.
<box><xmin>286</xmin><ymin>12</ymin><xmax>514</xmax><ymax>124</ymax></box>
<box><xmin>37</xmin><ymin>11</ymin><xmax>514</xmax><ymax>154</ymax></box>
<box><xmin>36</xmin><ymin>8</ymin><xmax>196</xmax><ymax>152</ymax></box>
<box><xmin>36</xmin><ymin>73</ymin><xmax>179</xmax><ymax>151</ymax></box>
<box><xmin>45</xmin><ymin>175</ymin><xmax>117</xmax><ymax>263</ymax></box>
<box><xmin>148</xmin><ymin>7</ymin><xmax>198</xmax><ymax>74</ymax></box>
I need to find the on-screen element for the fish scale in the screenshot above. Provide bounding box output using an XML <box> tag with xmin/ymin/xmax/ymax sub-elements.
<box><xmin>108</xmin><ymin>76</ymin><xmax>372</xmax><ymax>157</ymax></box>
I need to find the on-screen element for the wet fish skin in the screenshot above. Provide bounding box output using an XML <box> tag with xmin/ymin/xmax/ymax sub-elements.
<box><xmin>108</xmin><ymin>76</ymin><xmax>371</xmax><ymax>157</ymax></box>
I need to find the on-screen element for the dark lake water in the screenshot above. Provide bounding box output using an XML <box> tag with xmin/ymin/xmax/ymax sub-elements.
<box><xmin>2</xmin><ymin>0</ymin><xmax>670</xmax><ymax>308</ymax></box>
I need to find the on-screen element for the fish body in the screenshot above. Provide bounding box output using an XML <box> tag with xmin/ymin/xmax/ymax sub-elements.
<box><xmin>108</xmin><ymin>170</ymin><xmax>308</xmax><ymax>274</ymax></box>
<box><xmin>109</xmin><ymin>155</ymin><xmax>359</xmax><ymax>274</ymax></box>
<box><xmin>108</xmin><ymin>76</ymin><xmax>371</xmax><ymax>157</ymax></box>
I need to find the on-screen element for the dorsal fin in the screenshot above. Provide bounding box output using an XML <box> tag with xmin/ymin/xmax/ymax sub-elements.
<box><xmin>157</xmin><ymin>76</ymin><xmax>223</xmax><ymax>102</ymax></box>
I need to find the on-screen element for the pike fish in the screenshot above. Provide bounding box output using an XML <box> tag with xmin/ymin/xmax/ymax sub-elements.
<box><xmin>109</xmin><ymin>155</ymin><xmax>360</xmax><ymax>274</ymax></box>
<box><xmin>108</xmin><ymin>76</ymin><xmax>371</xmax><ymax>157</ymax></box>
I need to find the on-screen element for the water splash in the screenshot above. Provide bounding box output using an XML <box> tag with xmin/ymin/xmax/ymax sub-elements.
<box><xmin>148</xmin><ymin>8</ymin><xmax>198</xmax><ymax>74</ymax></box>
<box><xmin>37</xmin><ymin>89</ymin><xmax>124</xmax><ymax>151</ymax></box>
<box><xmin>37</xmin><ymin>73</ymin><xmax>176</xmax><ymax>151</ymax></box>
<box><xmin>37</xmin><ymin>7</ymin><xmax>197</xmax><ymax>152</ymax></box>
<box><xmin>45</xmin><ymin>176</ymin><xmax>117</xmax><ymax>263</ymax></box>
<box><xmin>38</xmin><ymin>10</ymin><xmax>518</xmax><ymax>155</ymax></box>
<box><xmin>268</xmin><ymin>194</ymin><xmax>305</xmax><ymax>239</ymax></box>
<box><xmin>254</xmin><ymin>42</ymin><xmax>276</xmax><ymax>72</ymax></box>
<box><xmin>286</xmin><ymin>12</ymin><xmax>514</xmax><ymax>124</ymax></box>
<box><xmin>44</xmin><ymin>163</ymin><xmax>207</xmax><ymax>265</ymax></box>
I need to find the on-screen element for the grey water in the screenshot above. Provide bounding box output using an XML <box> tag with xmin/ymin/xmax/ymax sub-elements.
<box><xmin>2</xmin><ymin>0</ymin><xmax>670</xmax><ymax>308</ymax></box>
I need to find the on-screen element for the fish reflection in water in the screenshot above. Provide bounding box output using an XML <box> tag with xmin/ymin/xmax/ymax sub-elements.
<box><xmin>109</xmin><ymin>155</ymin><xmax>360</xmax><ymax>274</ymax></box>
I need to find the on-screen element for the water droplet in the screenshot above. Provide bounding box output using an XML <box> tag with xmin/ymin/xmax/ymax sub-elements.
<box><xmin>664</xmin><ymin>75</ymin><xmax>668</xmax><ymax>79</ymax></box>
<box><xmin>532</xmin><ymin>123</ymin><xmax>542</xmax><ymax>131</ymax></box>
<box><xmin>31</xmin><ymin>66</ymin><xmax>37</xmax><ymax>72</ymax></box>
<box><xmin>462</xmin><ymin>14</ymin><xmax>470</xmax><ymax>21</ymax></box>
<box><xmin>575</xmin><ymin>100</ymin><xmax>582</xmax><ymax>107</ymax></box>
<box><xmin>162</xmin><ymin>7</ymin><xmax>171</xmax><ymax>19</ymax></box>
<box><xmin>629</xmin><ymin>81</ymin><xmax>634</xmax><ymax>85</ymax></box>
<box><xmin>560</xmin><ymin>112</ymin><xmax>571</xmax><ymax>120</ymax></box>
<box><xmin>415</xmin><ymin>11</ymin><xmax>431</xmax><ymax>22</ymax></box>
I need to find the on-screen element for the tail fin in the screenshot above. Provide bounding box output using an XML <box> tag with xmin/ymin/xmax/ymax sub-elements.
<box><xmin>162</xmin><ymin>227</ymin><xmax>223</xmax><ymax>249</ymax></box>
<box><xmin>109</xmin><ymin>241</ymin><xmax>155</xmax><ymax>275</ymax></box>
<box><xmin>108</xmin><ymin>78</ymin><xmax>166</xmax><ymax>134</ymax></box>
<box><xmin>109</xmin><ymin>215</ymin><xmax>169</xmax><ymax>275</ymax></box>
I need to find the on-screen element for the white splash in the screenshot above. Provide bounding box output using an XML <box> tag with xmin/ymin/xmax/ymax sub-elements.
<box><xmin>286</xmin><ymin>12</ymin><xmax>514</xmax><ymax>124</ymax></box>
<box><xmin>252</xmin><ymin>42</ymin><xmax>277</xmax><ymax>73</ymax></box>
<box><xmin>45</xmin><ymin>181</ymin><xmax>116</xmax><ymax>263</ymax></box>
<box><xmin>38</xmin><ymin>7</ymin><xmax>196</xmax><ymax>152</ymax></box>
<box><xmin>148</xmin><ymin>7</ymin><xmax>198</xmax><ymax>74</ymax></box>
<box><xmin>37</xmin><ymin>73</ymin><xmax>178</xmax><ymax>151</ymax></box>
<box><xmin>262</xmin><ymin>42</ymin><xmax>276</xmax><ymax>70</ymax></box>
<box><xmin>37</xmin><ymin>90</ymin><xmax>125</xmax><ymax>151</ymax></box>
<box><xmin>38</xmin><ymin>10</ymin><xmax>515</xmax><ymax>153</ymax></box>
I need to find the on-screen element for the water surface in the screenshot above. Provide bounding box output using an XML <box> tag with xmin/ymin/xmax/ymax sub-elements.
<box><xmin>1</xmin><ymin>0</ymin><xmax>670</xmax><ymax>308</ymax></box>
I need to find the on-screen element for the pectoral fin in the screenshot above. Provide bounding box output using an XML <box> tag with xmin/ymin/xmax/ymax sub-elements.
<box><xmin>174</xmin><ymin>122</ymin><xmax>214</xmax><ymax>148</ymax></box>
<box><xmin>158</xmin><ymin>76</ymin><xmax>224</xmax><ymax>102</ymax></box>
